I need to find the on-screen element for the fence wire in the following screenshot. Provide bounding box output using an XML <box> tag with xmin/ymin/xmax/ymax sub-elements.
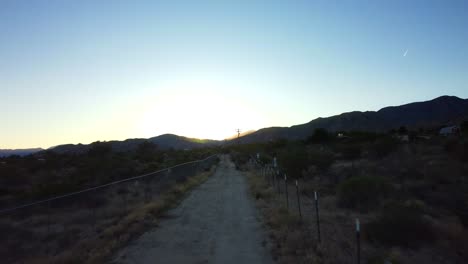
<box><xmin>251</xmin><ymin>155</ymin><xmax>365</xmax><ymax>264</ymax></box>
<box><xmin>0</xmin><ymin>154</ymin><xmax>219</xmax><ymax>263</ymax></box>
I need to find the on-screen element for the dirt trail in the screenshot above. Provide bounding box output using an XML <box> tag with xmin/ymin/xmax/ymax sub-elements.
<box><xmin>113</xmin><ymin>155</ymin><xmax>273</xmax><ymax>264</ymax></box>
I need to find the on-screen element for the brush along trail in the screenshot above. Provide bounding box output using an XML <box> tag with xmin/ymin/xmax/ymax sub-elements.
<box><xmin>114</xmin><ymin>155</ymin><xmax>273</xmax><ymax>264</ymax></box>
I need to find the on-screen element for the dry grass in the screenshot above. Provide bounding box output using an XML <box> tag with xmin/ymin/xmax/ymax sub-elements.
<box><xmin>242</xmin><ymin>139</ymin><xmax>468</xmax><ymax>264</ymax></box>
<box><xmin>5</xmin><ymin>165</ymin><xmax>217</xmax><ymax>264</ymax></box>
<box><xmin>246</xmin><ymin>168</ymin><xmax>380</xmax><ymax>264</ymax></box>
<box><xmin>246</xmin><ymin>171</ymin><xmax>317</xmax><ymax>264</ymax></box>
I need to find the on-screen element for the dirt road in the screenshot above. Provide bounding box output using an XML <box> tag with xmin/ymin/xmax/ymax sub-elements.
<box><xmin>113</xmin><ymin>155</ymin><xmax>273</xmax><ymax>264</ymax></box>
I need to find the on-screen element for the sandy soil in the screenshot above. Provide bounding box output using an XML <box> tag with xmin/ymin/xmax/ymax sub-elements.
<box><xmin>113</xmin><ymin>155</ymin><xmax>273</xmax><ymax>264</ymax></box>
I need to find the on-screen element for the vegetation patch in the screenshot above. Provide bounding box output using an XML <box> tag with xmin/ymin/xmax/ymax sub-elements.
<box><xmin>246</xmin><ymin>171</ymin><xmax>315</xmax><ymax>264</ymax></box>
<box><xmin>366</xmin><ymin>202</ymin><xmax>434</xmax><ymax>248</ymax></box>
<box><xmin>230</xmin><ymin>127</ymin><xmax>468</xmax><ymax>263</ymax></box>
<box><xmin>31</xmin><ymin>165</ymin><xmax>217</xmax><ymax>264</ymax></box>
<box><xmin>338</xmin><ymin>175</ymin><xmax>393</xmax><ymax>212</ymax></box>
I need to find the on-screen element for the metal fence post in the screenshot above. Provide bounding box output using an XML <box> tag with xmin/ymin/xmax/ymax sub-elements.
<box><xmin>356</xmin><ymin>218</ymin><xmax>361</xmax><ymax>264</ymax></box>
<box><xmin>274</xmin><ymin>170</ymin><xmax>277</xmax><ymax>189</ymax></box>
<box><xmin>295</xmin><ymin>180</ymin><xmax>302</xmax><ymax>219</ymax></box>
<box><xmin>284</xmin><ymin>174</ymin><xmax>289</xmax><ymax>210</ymax></box>
<box><xmin>0</xmin><ymin>155</ymin><xmax>221</xmax><ymax>263</ymax></box>
<box><xmin>269</xmin><ymin>167</ymin><xmax>272</xmax><ymax>186</ymax></box>
<box><xmin>315</xmin><ymin>191</ymin><xmax>321</xmax><ymax>242</ymax></box>
<box><xmin>266</xmin><ymin>165</ymin><xmax>269</xmax><ymax>181</ymax></box>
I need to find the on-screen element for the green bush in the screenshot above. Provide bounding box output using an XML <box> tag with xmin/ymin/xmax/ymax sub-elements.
<box><xmin>366</xmin><ymin>203</ymin><xmax>434</xmax><ymax>248</ymax></box>
<box><xmin>338</xmin><ymin>175</ymin><xmax>392</xmax><ymax>211</ymax></box>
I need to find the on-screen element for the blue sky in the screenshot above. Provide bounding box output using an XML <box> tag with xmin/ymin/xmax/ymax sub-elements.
<box><xmin>1</xmin><ymin>0</ymin><xmax>467</xmax><ymax>148</ymax></box>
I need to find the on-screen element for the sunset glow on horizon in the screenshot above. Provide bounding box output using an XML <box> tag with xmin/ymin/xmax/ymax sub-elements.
<box><xmin>2</xmin><ymin>0</ymin><xmax>468</xmax><ymax>149</ymax></box>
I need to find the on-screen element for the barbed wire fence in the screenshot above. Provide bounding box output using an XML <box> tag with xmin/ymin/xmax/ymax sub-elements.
<box><xmin>0</xmin><ymin>154</ymin><xmax>219</xmax><ymax>263</ymax></box>
<box><xmin>250</xmin><ymin>154</ymin><xmax>365</xmax><ymax>264</ymax></box>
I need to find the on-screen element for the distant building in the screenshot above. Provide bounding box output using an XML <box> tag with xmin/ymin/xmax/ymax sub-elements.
<box><xmin>439</xmin><ymin>125</ymin><xmax>460</xmax><ymax>136</ymax></box>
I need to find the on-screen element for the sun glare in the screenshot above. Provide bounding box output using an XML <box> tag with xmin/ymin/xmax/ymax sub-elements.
<box><xmin>136</xmin><ymin>78</ymin><xmax>264</xmax><ymax>140</ymax></box>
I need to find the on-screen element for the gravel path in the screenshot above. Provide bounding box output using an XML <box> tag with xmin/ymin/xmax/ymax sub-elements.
<box><xmin>113</xmin><ymin>155</ymin><xmax>274</xmax><ymax>264</ymax></box>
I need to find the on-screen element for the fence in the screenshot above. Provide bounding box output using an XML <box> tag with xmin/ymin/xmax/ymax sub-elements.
<box><xmin>0</xmin><ymin>154</ymin><xmax>219</xmax><ymax>263</ymax></box>
<box><xmin>251</xmin><ymin>155</ymin><xmax>365</xmax><ymax>264</ymax></box>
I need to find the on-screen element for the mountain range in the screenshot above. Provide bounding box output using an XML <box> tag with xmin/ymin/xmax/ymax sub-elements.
<box><xmin>2</xmin><ymin>95</ymin><xmax>467</xmax><ymax>157</ymax></box>
<box><xmin>0</xmin><ymin>148</ymin><xmax>44</xmax><ymax>157</ymax></box>
<box><xmin>48</xmin><ymin>134</ymin><xmax>219</xmax><ymax>154</ymax></box>
<box><xmin>239</xmin><ymin>95</ymin><xmax>468</xmax><ymax>143</ymax></box>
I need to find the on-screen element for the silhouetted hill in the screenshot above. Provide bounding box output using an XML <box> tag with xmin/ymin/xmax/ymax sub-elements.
<box><xmin>19</xmin><ymin>96</ymin><xmax>468</xmax><ymax>152</ymax></box>
<box><xmin>239</xmin><ymin>96</ymin><xmax>468</xmax><ymax>143</ymax></box>
<box><xmin>0</xmin><ymin>148</ymin><xmax>44</xmax><ymax>157</ymax></box>
<box><xmin>224</xmin><ymin>130</ymin><xmax>256</xmax><ymax>140</ymax></box>
<box><xmin>148</xmin><ymin>134</ymin><xmax>219</xmax><ymax>149</ymax></box>
<box><xmin>49</xmin><ymin>134</ymin><xmax>220</xmax><ymax>154</ymax></box>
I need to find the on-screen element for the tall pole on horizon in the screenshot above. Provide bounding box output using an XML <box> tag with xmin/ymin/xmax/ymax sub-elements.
<box><xmin>236</xmin><ymin>129</ymin><xmax>241</xmax><ymax>144</ymax></box>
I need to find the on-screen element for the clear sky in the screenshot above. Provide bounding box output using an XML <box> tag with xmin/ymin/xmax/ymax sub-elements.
<box><xmin>1</xmin><ymin>0</ymin><xmax>467</xmax><ymax>149</ymax></box>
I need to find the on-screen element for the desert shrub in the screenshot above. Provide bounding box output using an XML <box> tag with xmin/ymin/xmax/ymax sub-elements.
<box><xmin>461</xmin><ymin>141</ymin><xmax>468</xmax><ymax>161</ymax></box>
<box><xmin>308</xmin><ymin>148</ymin><xmax>335</xmax><ymax>172</ymax></box>
<box><xmin>461</xmin><ymin>121</ymin><xmax>468</xmax><ymax>136</ymax></box>
<box><xmin>277</xmin><ymin>146</ymin><xmax>309</xmax><ymax>178</ymax></box>
<box><xmin>258</xmin><ymin>154</ymin><xmax>272</xmax><ymax>165</ymax></box>
<box><xmin>444</xmin><ymin>138</ymin><xmax>458</xmax><ymax>153</ymax></box>
<box><xmin>265</xmin><ymin>138</ymin><xmax>288</xmax><ymax>152</ymax></box>
<box><xmin>230</xmin><ymin>151</ymin><xmax>250</xmax><ymax>168</ymax></box>
<box><xmin>338</xmin><ymin>175</ymin><xmax>392</xmax><ymax>211</ymax></box>
<box><xmin>445</xmin><ymin>139</ymin><xmax>468</xmax><ymax>162</ymax></box>
<box><xmin>87</xmin><ymin>141</ymin><xmax>112</xmax><ymax>157</ymax></box>
<box><xmin>367</xmin><ymin>252</ymin><xmax>401</xmax><ymax>264</ymax></box>
<box><xmin>307</xmin><ymin>128</ymin><xmax>332</xmax><ymax>144</ymax></box>
<box><xmin>371</xmin><ymin>137</ymin><xmax>399</xmax><ymax>158</ymax></box>
<box><xmin>135</xmin><ymin>141</ymin><xmax>158</xmax><ymax>162</ymax></box>
<box><xmin>455</xmin><ymin>203</ymin><xmax>468</xmax><ymax>228</ymax></box>
<box><xmin>29</xmin><ymin>182</ymin><xmax>78</xmax><ymax>199</ymax></box>
<box><xmin>340</xmin><ymin>143</ymin><xmax>362</xmax><ymax>160</ymax></box>
<box><xmin>423</xmin><ymin>160</ymin><xmax>461</xmax><ymax>185</ymax></box>
<box><xmin>247</xmin><ymin>173</ymin><xmax>273</xmax><ymax>201</ymax></box>
<box><xmin>366</xmin><ymin>202</ymin><xmax>434</xmax><ymax>248</ymax></box>
<box><xmin>347</xmin><ymin>131</ymin><xmax>379</xmax><ymax>142</ymax></box>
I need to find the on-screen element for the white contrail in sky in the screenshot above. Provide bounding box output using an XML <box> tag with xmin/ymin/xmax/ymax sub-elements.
<box><xmin>403</xmin><ymin>49</ymin><xmax>408</xmax><ymax>57</ymax></box>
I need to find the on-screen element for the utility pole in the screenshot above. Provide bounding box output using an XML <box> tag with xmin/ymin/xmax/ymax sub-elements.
<box><xmin>236</xmin><ymin>129</ymin><xmax>241</xmax><ymax>144</ymax></box>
